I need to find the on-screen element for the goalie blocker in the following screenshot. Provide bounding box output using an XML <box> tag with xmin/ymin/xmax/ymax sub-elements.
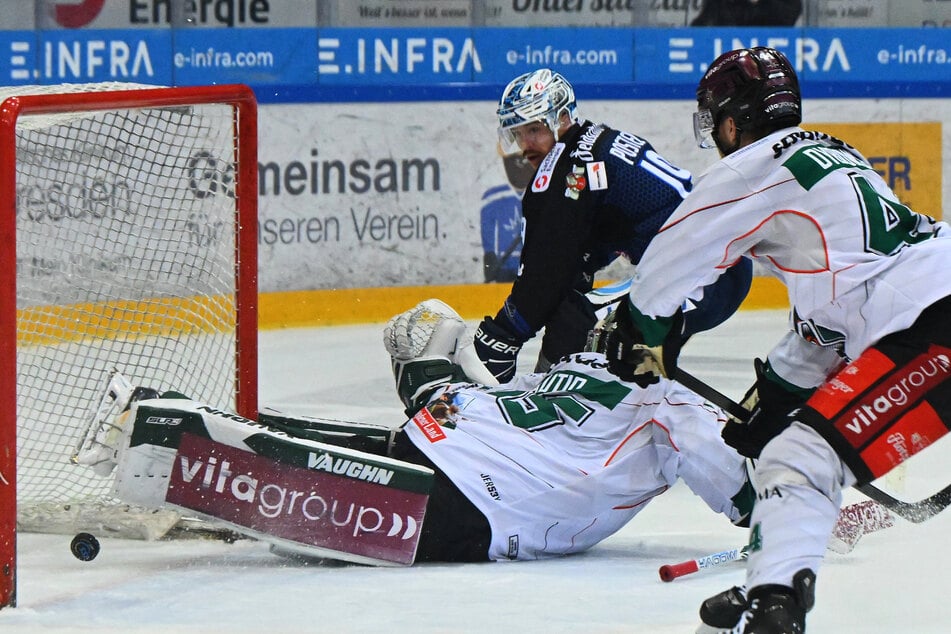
<box><xmin>113</xmin><ymin>399</ymin><xmax>433</xmax><ymax>566</ymax></box>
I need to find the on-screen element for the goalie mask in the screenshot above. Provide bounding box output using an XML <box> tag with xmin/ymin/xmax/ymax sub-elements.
<box><xmin>497</xmin><ymin>69</ymin><xmax>579</xmax><ymax>155</ymax></box>
<box><xmin>694</xmin><ymin>47</ymin><xmax>801</xmax><ymax>153</ymax></box>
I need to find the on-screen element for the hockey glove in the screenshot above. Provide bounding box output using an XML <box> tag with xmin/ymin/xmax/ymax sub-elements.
<box><xmin>384</xmin><ymin>299</ymin><xmax>473</xmax><ymax>415</ymax></box>
<box><xmin>721</xmin><ymin>358</ymin><xmax>811</xmax><ymax>459</ymax></box>
<box><xmin>473</xmin><ymin>316</ymin><xmax>523</xmax><ymax>384</ymax></box>
<box><xmin>391</xmin><ymin>357</ymin><xmax>468</xmax><ymax>417</ymax></box>
<box><xmin>594</xmin><ymin>300</ymin><xmax>683</xmax><ymax>386</ymax></box>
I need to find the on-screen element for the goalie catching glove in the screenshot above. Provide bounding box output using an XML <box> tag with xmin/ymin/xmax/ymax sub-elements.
<box><xmin>383</xmin><ymin>299</ymin><xmax>498</xmax><ymax>416</ymax></box>
<box><xmin>588</xmin><ymin>299</ymin><xmax>683</xmax><ymax>386</ymax></box>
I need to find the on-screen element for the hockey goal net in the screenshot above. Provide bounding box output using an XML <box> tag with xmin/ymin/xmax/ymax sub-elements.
<box><xmin>0</xmin><ymin>83</ymin><xmax>259</xmax><ymax>607</ymax></box>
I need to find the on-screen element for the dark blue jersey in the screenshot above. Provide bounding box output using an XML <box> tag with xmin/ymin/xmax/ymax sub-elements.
<box><xmin>501</xmin><ymin>121</ymin><xmax>694</xmax><ymax>339</ymax></box>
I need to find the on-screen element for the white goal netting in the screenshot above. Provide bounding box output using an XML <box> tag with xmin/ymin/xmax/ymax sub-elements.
<box><xmin>6</xmin><ymin>83</ymin><xmax>255</xmax><ymax>532</ymax></box>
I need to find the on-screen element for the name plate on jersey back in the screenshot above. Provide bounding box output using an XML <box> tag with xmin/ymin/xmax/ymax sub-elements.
<box><xmin>167</xmin><ymin>433</ymin><xmax>429</xmax><ymax>565</ymax></box>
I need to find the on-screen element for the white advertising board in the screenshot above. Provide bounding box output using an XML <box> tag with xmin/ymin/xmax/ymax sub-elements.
<box><xmin>255</xmin><ymin>97</ymin><xmax>951</xmax><ymax>292</ymax></box>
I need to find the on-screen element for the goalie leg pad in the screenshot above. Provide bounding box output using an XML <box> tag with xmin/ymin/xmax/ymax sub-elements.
<box><xmin>113</xmin><ymin>399</ymin><xmax>434</xmax><ymax>566</ymax></box>
<box><xmin>258</xmin><ymin>407</ymin><xmax>400</xmax><ymax>456</ymax></box>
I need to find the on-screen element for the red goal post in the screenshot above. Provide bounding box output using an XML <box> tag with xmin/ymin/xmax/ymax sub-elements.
<box><xmin>0</xmin><ymin>83</ymin><xmax>259</xmax><ymax>608</ymax></box>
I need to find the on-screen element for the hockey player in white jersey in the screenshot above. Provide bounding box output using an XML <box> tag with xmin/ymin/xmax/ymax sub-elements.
<box><xmin>597</xmin><ymin>47</ymin><xmax>951</xmax><ymax>632</ymax></box>
<box><xmin>76</xmin><ymin>299</ymin><xmax>754</xmax><ymax>565</ymax></box>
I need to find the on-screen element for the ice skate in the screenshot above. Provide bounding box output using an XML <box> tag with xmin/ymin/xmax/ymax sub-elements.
<box><xmin>72</xmin><ymin>371</ymin><xmax>160</xmax><ymax>477</ymax></box>
<box><xmin>698</xmin><ymin>569</ymin><xmax>814</xmax><ymax>634</ymax></box>
<box><xmin>696</xmin><ymin>584</ymin><xmax>748</xmax><ymax>634</ymax></box>
<box><xmin>729</xmin><ymin>586</ymin><xmax>805</xmax><ymax>634</ymax></box>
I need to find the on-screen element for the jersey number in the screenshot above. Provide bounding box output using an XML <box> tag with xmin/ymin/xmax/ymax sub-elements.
<box><xmin>642</xmin><ymin>150</ymin><xmax>691</xmax><ymax>199</ymax></box>
<box><xmin>496</xmin><ymin>391</ymin><xmax>596</xmax><ymax>432</ymax></box>
<box><xmin>493</xmin><ymin>370</ymin><xmax>628</xmax><ymax>432</ymax></box>
<box><xmin>852</xmin><ymin>173</ymin><xmax>933</xmax><ymax>255</ymax></box>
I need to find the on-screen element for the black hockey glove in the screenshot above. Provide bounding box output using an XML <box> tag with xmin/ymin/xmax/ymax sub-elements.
<box><xmin>721</xmin><ymin>358</ymin><xmax>810</xmax><ymax>459</ymax></box>
<box><xmin>473</xmin><ymin>316</ymin><xmax>523</xmax><ymax>383</ymax></box>
<box><xmin>392</xmin><ymin>357</ymin><xmax>468</xmax><ymax>418</ymax></box>
<box><xmin>597</xmin><ymin>300</ymin><xmax>683</xmax><ymax>386</ymax></box>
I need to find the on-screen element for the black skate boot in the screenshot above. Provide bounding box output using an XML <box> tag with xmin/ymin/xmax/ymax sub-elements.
<box><xmin>697</xmin><ymin>585</ymin><xmax>748</xmax><ymax>633</ymax></box>
<box><xmin>697</xmin><ymin>569</ymin><xmax>815</xmax><ymax>634</ymax></box>
<box><xmin>733</xmin><ymin>586</ymin><xmax>804</xmax><ymax>633</ymax></box>
<box><xmin>730</xmin><ymin>569</ymin><xmax>815</xmax><ymax>634</ymax></box>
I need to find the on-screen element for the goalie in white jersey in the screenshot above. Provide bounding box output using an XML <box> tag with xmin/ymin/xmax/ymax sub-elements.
<box><xmin>383</xmin><ymin>300</ymin><xmax>751</xmax><ymax>562</ymax></box>
<box><xmin>77</xmin><ymin>299</ymin><xmax>753</xmax><ymax>565</ymax></box>
<box><xmin>598</xmin><ymin>47</ymin><xmax>951</xmax><ymax>633</ymax></box>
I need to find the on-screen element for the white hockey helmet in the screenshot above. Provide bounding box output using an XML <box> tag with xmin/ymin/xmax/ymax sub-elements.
<box><xmin>497</xmin><ymin>69</ymin><xmax>578</xmax><ymax>154</ymax></box>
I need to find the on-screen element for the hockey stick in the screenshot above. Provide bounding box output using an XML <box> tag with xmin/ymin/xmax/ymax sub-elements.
<box><xmin>659</xmin><ymin>499</ymin><xmax>897</xmax><ymax>581</ymax></box>
<box><xmin>659</xmin><ymin>545</ymin><xmax>748</xmax><ymax>582</ymax></box>
<box><xmin>853</xmin><ymin>482</ymin><xmax>951</xmax><ymax>524</ymax></box>
<box><xmin>673</xmin><ymin>367</ymin><xmax>951</xmax><ymax>523</ymax></box>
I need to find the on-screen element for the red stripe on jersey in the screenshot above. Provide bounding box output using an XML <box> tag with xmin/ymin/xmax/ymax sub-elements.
<box><xmin>859</xmin><ymin>401</ymin><xmax>946</xmax><ymax>479</ymax></box>
<box><xmin>658</xmin><ymin>177</ymin><xmax>796</xmax><ymax>233</ymax></box>
<box><xmin>744</xmin><ymin>210</ymin><xmax>830</xmax><ymax>274</ymax></box>
<box><xmin>603</xmin><ymin>419</ymin><xmax>678</xmax><ymax>466</ymax></box>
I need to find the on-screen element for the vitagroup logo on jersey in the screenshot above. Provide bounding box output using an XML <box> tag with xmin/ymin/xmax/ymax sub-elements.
<box><xmin>532</xmin><ymin>143</ymin><xmax>564</xmax><ymax>193</ymax></box>
<box><xmin>838</xmin><ymin>348</ymin><xmax>951</xmax><ymax>444</ymax></box>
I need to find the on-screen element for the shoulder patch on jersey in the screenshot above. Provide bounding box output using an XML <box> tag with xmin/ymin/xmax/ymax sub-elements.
<box><xmin>565</xmin><ymin>165</ymin><xmax>586</xmax><ymax>200</ymax></box>
<box><xmin>586</xmin><ymin>161</ymin><xmax>608</xmax><ymax>190</ymax></box>
<box><xmin>532</xmin><ymin>142</ymin><xmax>564</xmax><ymax>193</ymax></box>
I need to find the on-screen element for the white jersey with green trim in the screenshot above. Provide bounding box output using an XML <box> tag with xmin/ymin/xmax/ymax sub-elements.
<box><xmin>628</xmin><ymin>127</ymin><xmax>951</xmax><ymax>364</ymax></box>
<box><xmin>403</xmin><ymin>352</ymin><xmax>747</xmax><ymax>561</ymax></box>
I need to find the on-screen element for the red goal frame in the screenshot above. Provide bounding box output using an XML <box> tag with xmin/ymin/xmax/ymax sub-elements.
<box><xmin>0</xmin><ymin>84</ymin><xmax>259</xmax><ymax>608</ymax></box>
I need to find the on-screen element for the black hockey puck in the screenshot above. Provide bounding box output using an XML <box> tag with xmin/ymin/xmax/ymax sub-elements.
<box><xmin>70</xmin><ymin>533</ymin><xmax>100</xmax><ymax>562</ymax></box>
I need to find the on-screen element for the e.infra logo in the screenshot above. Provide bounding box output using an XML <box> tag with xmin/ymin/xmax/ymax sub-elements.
<box><xmin>51</xmin><ymin>0</ymin><xmax>106</xmax><ymax>28</ymax></box>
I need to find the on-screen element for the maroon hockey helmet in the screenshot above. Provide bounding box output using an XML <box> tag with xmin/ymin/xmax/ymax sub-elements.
<box><xmin>694</xmin><ymin>47</ymin><xmax>801</xmax><ymax>149</ymax></box>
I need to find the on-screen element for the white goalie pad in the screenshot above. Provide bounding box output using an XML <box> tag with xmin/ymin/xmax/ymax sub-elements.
<box><xmin>71</xmin><ymin>371</ymin><xmax>138</xmax><ymax>477</ymax></box>
<box><xmin>383</xmin><ymin>299</ymin><xmax>499</xmax><ymax>386</ymax></box>
<box><xmin>106</xmin><ymin>398</ymin><xmax>434</xmax><ymax>566</ymax></box>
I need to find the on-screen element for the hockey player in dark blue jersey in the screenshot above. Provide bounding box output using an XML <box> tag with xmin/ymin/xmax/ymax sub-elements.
<box><xmin>473</xmin><ymin>69</ymin><xmax>753</xmax><ymax>382</ymax></box>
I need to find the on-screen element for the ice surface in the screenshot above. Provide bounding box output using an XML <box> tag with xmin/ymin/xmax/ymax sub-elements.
<box><xmin>5</xmin><ymin>310</ymin><xmax>949</xmax><ymax>632</ymax></box>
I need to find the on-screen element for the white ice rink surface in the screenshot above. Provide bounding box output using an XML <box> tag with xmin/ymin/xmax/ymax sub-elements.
<box><xmin>5</xmin><ymin>309</ymin><xmax>950</xmax><ymax>633</ymax></box>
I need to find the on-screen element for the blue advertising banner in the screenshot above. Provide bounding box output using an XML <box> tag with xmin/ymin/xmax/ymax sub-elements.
<box><xmin>36</xmin><ymin>29</ymin><xmax>172</xmax><ymax>84</ymax></box>
<box><xmin>314</xmin><ymin>27</ymin><xmax>482</xmax><ymax>84</ymax></box>
<box><xmin>473</xmin><ymin>27</ymin><xmax>633</xmax><ymax>85</ymax></box>
<box><xmin>0</xmin><ymin>26</ymin><xmax>949</xmax><ymax>98</ymax></box>
<box><xmin>173</xmin><ymin>28</ymin><xmax>318</xmax><ymax>86</ymax></box>
<box><xmin>634</xmin><ymin>28</ymin><xmax>951</xmax><ymax>85</ymax></box>
<box><xmin>0</xmin><ymin>31</ymin><xmax>38</xmax><ymax>84</ymax></box>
